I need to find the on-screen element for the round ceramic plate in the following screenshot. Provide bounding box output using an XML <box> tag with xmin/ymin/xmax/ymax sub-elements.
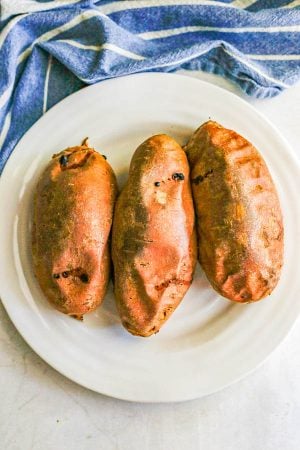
<box><xmin>0</xmin><ymin>73</ymin><xmax>300</xmax><ymax>403</ymax></box>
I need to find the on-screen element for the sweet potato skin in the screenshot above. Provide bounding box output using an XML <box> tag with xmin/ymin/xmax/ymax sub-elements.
<box><xmin>185</xmin><ymin>121</ymin><xmax>284</xmax><ymax>303</ymax></box>
<box><xmin>112</xmin><ymin>135</ymin><xmax>197</xmax><ymax>337</ymax></box>
<box><xmin>32</xmin><ymin>142</ymin><xmax>117</xmax><ymax>318</ymax></box>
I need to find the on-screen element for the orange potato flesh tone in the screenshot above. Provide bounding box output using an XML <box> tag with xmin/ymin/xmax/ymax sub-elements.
<box><xmin>32</xmin><ymin>142</ymin><xmax>117</xmax><ymax>318</ymax></box>
<box><xmin>185</xmin><ymin>121</ymin><xmax>284</xmax><ymax>303</ymax></box>
<box><xmin>112</xmin><ymin>135</ymin><xmax>197</xmax><ymax>337</ymax></box>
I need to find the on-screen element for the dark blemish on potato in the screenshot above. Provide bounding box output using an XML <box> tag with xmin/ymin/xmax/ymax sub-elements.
<box><xmin>172</xmin><ymin>172</ymin><xmax>185</xmax><ymax>181</ymax></box>
<box><xmin>102</xmin><ymin>155</ymin><xmax>107</xmax><ymax>160</ymax></box>
<box><xmin>192</xmin><ymin>174</ymin><xmax>204</xmax><ymax>184</ymax></box>
<box><xmin>59</xmin><ymin>268</ymin><xmax>90</xmax><ymax>283</ymax></box>
<box><xmin>59</xmin><ymin>150</ymin><xmax>93</xmax><ymax>172</ymax></box>
<box><xmin>52</xmin><ymin>273</ymin><xmax>60</xmax><ymax>279</ymax></box>
<box><xmin>155</xmin><ymin>278</ymin><xmax>191</xmax><ymax>291</ymax></box>
<box><xmin>192</xmin><ymin>169</ymin><xmax>213</xmax><ymax>185</ymax></box>
<box><xmin>59</xmin><ymin>155</ymin><xmax>69</xmax><ymax>167</ymax></box>
<box><xmin>154</xmin><ymin>181</ymin><xmax>160</xmax><ymax>187</ymax></box>
<box><xmin>240</xmin><ymin>291</ymin><xmax>251</xmax><ymax>300</ymax></box>
<box><xmin>80</xmin><ymin>273</ymin><xmax>89</xmax><ymax>283</ymax></box>
<box><xmin>70</xmin><ymin>314</ymin><xmax>83</xmax><ymax>321</ymax></box>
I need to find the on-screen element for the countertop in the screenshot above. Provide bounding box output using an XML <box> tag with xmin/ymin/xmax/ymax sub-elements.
<box><xmin>1</xmin><ymin>71</ymin><xmax>300</xmax><ymax>450</ymax></box>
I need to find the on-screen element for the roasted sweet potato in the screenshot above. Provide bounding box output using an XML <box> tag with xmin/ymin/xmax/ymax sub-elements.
<box><xmin>32</xmin><ymin>140</ymin><xmax>117</xmax><ymax>318</ymax></box>
<box><xmin>185</xmin><ymin>121</ymin><xmax>283</xmax><ymax>302</ymax></box>
<box><xmin>112</xmin><ymin>135</ymin><xmax>197</xmax><ymax>337</ymax></box>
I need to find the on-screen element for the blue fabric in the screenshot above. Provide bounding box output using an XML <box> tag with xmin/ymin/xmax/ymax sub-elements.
<box><xmin>1</xmin><ymin>0</ymin><xmax>300</xmax><ymax>173</ymax></box>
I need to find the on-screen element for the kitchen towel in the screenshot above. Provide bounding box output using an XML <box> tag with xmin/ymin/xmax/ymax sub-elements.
<box><xmin>1</xmin><ymin>0</ymin><xmax>300</xmax><ymax>173</ymax></box>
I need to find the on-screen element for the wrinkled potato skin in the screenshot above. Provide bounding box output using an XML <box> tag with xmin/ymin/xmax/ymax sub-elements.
<box><xmin>32</xmin><ymin>143</ymin><xmax>117</xmax><ymax>318</ymax></box>
<box><xmin>185</xmin><ymin>121</ymin><xmax>283</xmax><ymax>303</ymax></box>
<box><xmin>112</xmin><ymin>135</ymin><xmax>197</xmax><ymax>337</ymax></box>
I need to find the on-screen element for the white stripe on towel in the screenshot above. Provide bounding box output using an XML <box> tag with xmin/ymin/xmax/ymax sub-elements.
<box><xmin>224</xmin><ymin>48</ymin><xmax>290</xmax><ymax>87</ymax></box>
<box><xmin>57</xmin><ymin>39</ymin><xmax>145</xmax><ymax>61</ymax></box>
<box><xmin>98</xmin><ymin>0</ymin><xmax>234</xmax><ymax>15</ymax></box>
<box><xmin>139</xmin><ymin>24</ymin><xmax>300</xmax><ymax>40</ymax></box>
<box><xmin>230</xmin><ymin>0</ymin><xmax>257</xmax><ymax>8</ymax></box>
<box><xmin>1</xmin><ymin>0</ymin><xmax>82</xmax><ymax>20</ymax></box>
<box><xmin>247</xmin><ymin>53</ymin><xmax>300</xmax><ymax>60</ymax></box>
<box><xmin>43</xmin><ymin>55</ymin><xmax>52</xmax><ymax>114</ymax></box>
<box><xmin>283</xmin><ymin>0</ymin><xmax>300</xmax><ymax>8</ymax></box>
<box><xmin>18</xmin><ymin>10</ymin><xmax>106</xmax><ymax>64</ymax></box>
<box><xmin>0</xmin><ymin>110</ymin><xmax>12</xmax><ymax>151</ymax></box>
<box><xmin>0</xmin><ymin>14</ymin><xmax>29</xmax><ymax>50</ymax></box>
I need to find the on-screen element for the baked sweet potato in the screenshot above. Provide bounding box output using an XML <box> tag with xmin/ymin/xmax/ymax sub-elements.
<box><xmin>185</xmin><ymin>121</ymin><xmax>283</xmax><ymax>302</ymax></box>
<box><xmin>112</xmin><ymin>135</ymin><xmax>197</xmax><ymax>337</ymax></box>
<box><xmin>32</xmin><ymin>139</ymin><xmax>117</xmax><ymax>318</ymax></box>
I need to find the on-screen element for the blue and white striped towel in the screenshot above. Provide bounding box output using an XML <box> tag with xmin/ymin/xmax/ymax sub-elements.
<box><xmin>1</xmin><ymin>0</ymin><xmax>300</xmax><ymax>173</ymax></box>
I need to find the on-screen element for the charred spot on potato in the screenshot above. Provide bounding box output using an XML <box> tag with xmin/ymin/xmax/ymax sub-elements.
<box><xmin>139</xmin><ymin>262</ymin><xmax>149</xmax><ymax>267</ymax></box>
<box><xmin>154</xmin><ymin>181</ymin><xmax>160</xmax><ymax>187</ymax></box>
<box><xmin>102</xmin><ymin>155</ymin><xmax>107</xmax><ymax>160</ymax></box>
<box><xmin>192</xmin><ymin>174</ymin><xmax>204</xmax><ymax>184</ymax></box>
<box><xmin>59</xmin><ymin>155</ymin><xmax>69</xmax><ymax>167</ymax></box>
<box><xmin>155</xmin><ymin>278</ymin><xmax>191</xmax><ymax>291</ymax></box>
<box><xmin>172</xmin><ymin>172</ymin><xmax>185</xmax><ymax>181</ymax></box>
<box><xmin>240</xmin><ymin>292</ymin><xmax>251</xmax><ymax>300</ymax></box>
<box><xmin>52</xmin><ymin>273</ymin><xmax>60</xmax><ymax>279</ymax></box>
<box><xmin>80</xmin><ymin>273</ymin><xmax>89</xmax><ymax>284</ymax></box>
<box><xmin>58</xmin><ymin>150</ymin><xmax>94</xmax><ymax>171</ymax></box>
<box><xmin>70</xmin><ymin>314</ymin><xmax>83</xmax><ymax>321</ymax></box>
<box><xmin>58</xmin><ymin>268</ymin><xmax>90</xmax><ymax>283</ymax></box>
<box><xmin>192</xmin><ymin>169</ymin><xmax>213</xmax><ymax>185</ymax></box>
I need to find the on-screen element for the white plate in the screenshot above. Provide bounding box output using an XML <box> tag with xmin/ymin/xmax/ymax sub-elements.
<box><xmin>0</xmin><ymin>73</ymin><xmax>300</xmax><ymax>403</ymax></box>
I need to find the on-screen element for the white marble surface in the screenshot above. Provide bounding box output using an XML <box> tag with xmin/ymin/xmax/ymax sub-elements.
<box><xmin>1</xmin><ymin>72</ymin><xmax>300</xmax><ymax>450</ymax></box>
